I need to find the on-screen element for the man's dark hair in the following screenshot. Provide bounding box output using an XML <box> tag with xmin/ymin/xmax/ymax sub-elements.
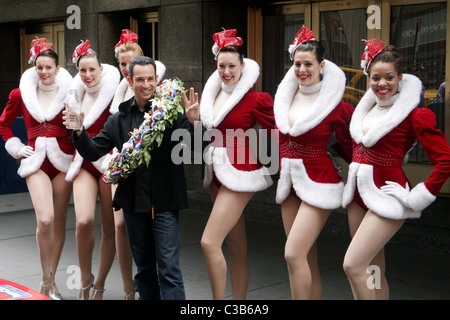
<box><xmin>129</xmin><ymin>56</ymin><xmax>157</xmax><ymax>81</ymax></box>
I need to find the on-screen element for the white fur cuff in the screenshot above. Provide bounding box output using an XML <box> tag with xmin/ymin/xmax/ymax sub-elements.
<box><xmin>408</xmin><ymin>182</ymin><xmax>436</xmax><ymax>212</ymax></box>
<box><xmin>5</xmin><ymin>137</ymin><xmax>25</xmax><ymax>159</ymax></box>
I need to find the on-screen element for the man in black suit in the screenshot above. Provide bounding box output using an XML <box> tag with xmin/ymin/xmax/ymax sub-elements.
<box><xmin>71</xmin><ymin>56</ymin><xmax>196</xmax><ymax>300</ymax></box>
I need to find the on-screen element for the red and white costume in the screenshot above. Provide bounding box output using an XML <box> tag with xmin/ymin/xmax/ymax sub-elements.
<box><xmin>200</xmin><ymin>58</ymin><xmax>275</xmax><ymax>192</ymax></box>
<box><xmin>65</xmin><ymin>63</ymin><xmax>120</xmax><ymax>181</ymax></box>
<box><xmin>0</xmin><ymin>67</ymin><xmax>74</xmax><ymax>178</ymax></box>
<box><xmin>274</xmin><ymin>60</ymin><xmax>354</xmax><ymax>209</ymax></box>
<box><xmin>342</xmin><ymin>73</ymin><xmax>450</xmax><ymax>219</ymax></box>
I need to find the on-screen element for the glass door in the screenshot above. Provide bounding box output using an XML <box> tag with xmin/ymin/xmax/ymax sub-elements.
<box><xmin>315</xmin><ymin>1</ymin><xmax>370</xmax><ymax>107</ymax></box>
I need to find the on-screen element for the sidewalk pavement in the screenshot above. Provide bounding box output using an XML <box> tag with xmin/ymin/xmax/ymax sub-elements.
<box><xmin>0</xmin><ymin>192</ymin><xmax>449</xmax><ymax>301</ymax></box>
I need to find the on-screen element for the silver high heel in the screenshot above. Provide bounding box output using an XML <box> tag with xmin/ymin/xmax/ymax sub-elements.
<box><xmin>124</xmin><ymin>282</ymin><xmax>138</xmax><ymax>300</ymax></box>
<box><xmin>38</xmin><ymin>279</ymin><xmax>52</xmax><ymax>298</ymax></box>
<box><xmin>77</xmin><ymin>274</ymin><xmax>94</xmax><ymax>300</ymax></box>
<box><xmin>90</xmin><ymin>287</ymin><xmax>105</xmax><ymax>300</ymax></box>
<box><xmin>49</xmin><ymin>273</ymin><xmax>63</xmax><ymax>300</ymax></box>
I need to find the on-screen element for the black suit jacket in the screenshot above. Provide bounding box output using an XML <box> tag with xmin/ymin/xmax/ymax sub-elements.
<box><xmin>73</xmin><ymin>97</ymin><xmax>194</xmax><ymax>213</ymax></box>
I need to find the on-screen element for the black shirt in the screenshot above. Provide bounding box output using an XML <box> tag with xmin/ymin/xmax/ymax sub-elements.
<box><xmin>73</xmin><ymin>97</ymin><xmax>194</xmax><ymax>213</ymax></box>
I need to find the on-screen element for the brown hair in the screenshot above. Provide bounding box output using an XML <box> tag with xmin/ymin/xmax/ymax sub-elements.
<box><xmin>369</xmin><ymin>45</ymin><xmax>402</xmax><ymax>76</ymax></box>
<box><xmin>35</xmin><ymin>49</ymin><xmax>59</xmax><ymax>66</ymax></box>
<box><xmin>78</xmin><ymin>48</ymin><xmax>101</xmax><ymax>67</ymax></box>
<box><xmin>217</xmin><ymin>45</ymin><xmax>244</xmax><ymax>64</ymax></box>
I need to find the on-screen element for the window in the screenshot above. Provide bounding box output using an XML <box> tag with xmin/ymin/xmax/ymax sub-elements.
<box><xmin>261</xmin><ymin>6</ymin><xmax>305</xmax><ymax>97</ymax></box>
<box><xmin>391</xmin><ymin>2</ymin><xmax>446</xmax><ymax>163</ymax></box>
<box><xmin>320</xmin><ymin>8</ymin><xmax>367</xmax><ymax>106</ymax></box>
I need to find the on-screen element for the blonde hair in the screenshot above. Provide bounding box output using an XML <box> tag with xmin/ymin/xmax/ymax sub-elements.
<box><xmin>117</xmin><ymin>42</ymin><xmax>144</xmax><ymax>59</ymax></box>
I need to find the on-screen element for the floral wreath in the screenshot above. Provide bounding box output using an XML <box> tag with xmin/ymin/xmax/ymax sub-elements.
<box><xmin>102</xmin><ymin>78</ymin><xmax>186</xmax><ymax>184</ymax></box>
<box><xmin>361</xmin><ymin>38</ymin><xmax>384</xmax><ymax>75</ymax></box>
<box><xmin>114</xmin><ymin>29</ymin><xmax>139</xmax><ymax>58</ymax></box>
<box><xmin>211</xmin><ymin>29</ymin><xmax>243</xmax><ymax>60</ymax></box>
<box><xmin>288</xmin><ymin>26</ymin><xmax>315</xmax><ymax>61</ymax></box>
<box><xmin>72</xmin><ymin>40</ymin><xmax>91</xmax><ymax>67</ymax></box>
<box><xmin>28</xmin><ymin>38</ymin><xmax>54</xmax><ymax>65</ymax></box>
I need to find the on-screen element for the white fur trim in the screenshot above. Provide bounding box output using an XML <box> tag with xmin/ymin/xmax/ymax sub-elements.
<box><xmin>344</xmin><ymin>163</ymin><xmax>422</xmax><ymax>220</ymax></box>
<box><xmin>110</xmin><ymin>78</ymin><xmax>130</xmax><ymax>114</ymax></box>
<box><xmin>45</xmin><ymin>138</ymin><xmax>73</xmax><ymax>173</ymax></box>
<box><xmin>203</xmin><ymin>146</ymin><xmax>273</xmax><ymax>192</ymax></box>
<box><xmin>342</xmin><ymin>162</ymin><xmax>360</xmax><ymax>208</ymax></box>
<box><xmin>274</xmin><ymin>60</ymin><xmax>346</xmax><ymax>136</ymax></box>
<box><xmin>350</xmin><ymin>74</ymin><xmax>422</xmax><ymax>147</ymax></box>
<box><xmin>408</xmin><ymin>182</ymin><xmax>436</xmax><ymax>212</ymax></box>
<box><xmin>65</xmin><ymin>151</ymin><xmax>111</xmax><ymax>181</ymax></box>
<box><xmin>5</xmin><ymin>137</ymin><xmax>26</xmax><ymax>159</ymax></box>
<box><xmin>15</xmin><ymin>137</ymin><xmax>71</xmax><ymax>177</ymax></box>
<box><xmin>276</xmin><ymin>158</ymin><xmax>344</xmax><ymax>209</ymax></box>
<box><xmin>19</xmin><ymin>67</ymin><xmax>72</xmax><ymax>123</ymax></box>
<box><xmin>69</xmin><ymin>64</ymin><xmax>119</xmax><ymax>129</ymax></box>
<box><xmin>200</xmin><ymin>58</ymin><xmax>260</xmax><ymax>129</ymax></box>
<box><xmin>155</xmin><ymin>60</ymin><xmax>166</xmax><ymax>84</ymax></box>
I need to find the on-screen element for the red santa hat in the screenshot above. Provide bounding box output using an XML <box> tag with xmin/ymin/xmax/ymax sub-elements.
<box><xmin>211</xmin><ymin>29</ymin><xmax>243</xmax><ymax>60</ymax></box>
<box><xmin>28</xmin><ymin>38</ymin><xmax>54</xmax><ymax>65</ymax></box>
<box><xmin>361</xmin><ymin>38</ymin><xmax>384</xmax><ymax>75</ymax></box>
<box><xmin>72</xmin><ymin>40</ymin><xmax>91</xmax><ymax>67</ymax></box>
<box><xmin>114</xmin><ymin>29</ymin><xmax>139</xmax><ymax>58</ymax></box>
<box><xmin>288</xmin><ymin>26</ymin><xmax>315</xmax><ymax>61</ymax></box>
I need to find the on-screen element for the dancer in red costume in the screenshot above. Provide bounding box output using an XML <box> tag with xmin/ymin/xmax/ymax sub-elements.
<box><xmin>342</xmin><ymin>39</ymin><xmax>450</xmax><ymax>299</ymax></box>
<box><xmin>65</xmin><ymin>40</ymin><xmax>120</xmax><ymax>299</ymax></box>
<box><xmin>0</xmin><ymin>38</ymin><xmax>73</xmax><ymax>299</ymax></box>
<box><xmin>199</xmin><ymin>29</ymin><xmax>275</xmax><ymax>299</ymax></box>
<box><xmin>109</xmin><ymin>29</ymin><xmax>166</xmax><ymax>300</ymax></box>
<box><xmin>274</xmin><ymin>26</ymin><xmax>353</xmax><ymax>299</ymax></box>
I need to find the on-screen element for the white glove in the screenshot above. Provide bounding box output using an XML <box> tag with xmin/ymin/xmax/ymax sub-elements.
<box><xmin>380</xmin><ymin>181</ymin><xmax>436</xmax><ymax>212</ymax></box>
<box><xmin>18</xmin><ymin>145</ymin><xmax>34</xmax><ymax>158</ymax></box>
<box><xmin>380</xmin><ymin>181</ymin><xmax>410</xmax><ymax>207</ymax></box>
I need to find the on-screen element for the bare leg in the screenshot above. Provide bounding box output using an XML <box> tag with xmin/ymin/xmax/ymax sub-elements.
<box><xmin>73</xmin><ymin>169</ymin><xmax>98</xmax><ymax>299</ymax></box>
<box><xmin>343</xmin><ymin>207</ymin><xmax>404</xmax><ymax>299</ymax></box>
<box><xmin>282</xmin><ymin>194</ymin><xmax>330</xmax><ymax>299</ymax></box>
<box><xmin>225</xmin><ymin>214</ymin><xmax>249</xmax><ymax>299</ymax></box>
<box><xmin>49</xmin><ymin>172</ymin><xmax>72</xmax><ymax>296</ymax></box>
<box><xmin>346</xmin><ymin>202</ymin><xmax>389</xmax><ymax>299</ymax></box>
<box><xmin>201</xmin><ymin>185</ymin><xmax>253</xmax><ymax>299</ymax></box>
<box><xmin>91</xmin><ymin>179</ymin><xmax>116</xmax><ymax>299</ymax></box>
<box><xmin>26</xmin><ymin>170</ymin><xmax>55</xmax><ymax>294</ymax></box>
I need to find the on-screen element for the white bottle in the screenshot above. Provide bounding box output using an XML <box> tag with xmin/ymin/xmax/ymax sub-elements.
<box><xmin>66</xmin><ymin>89</ymin><xmax>82</xmax><ymax>130</ymax></box>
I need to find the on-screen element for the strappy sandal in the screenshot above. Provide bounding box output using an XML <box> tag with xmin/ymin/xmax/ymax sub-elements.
<box><xmin>39</xmin><ymin>279</ymin><xmax>52</xmax><ymax>297</ymax></box>
<box><xmin>77</xmin><ymin>274</ymin><xmax>94</xmax><ymax>300</ymax></box>
<box><xmin>124</xmin><ymin>282</ymin><xmax>138</xmax><ymax>300</ymax></box>
<box><xmin>90</xmin><ymin>287</ymin><xmax>106</xmax><ymax>300</ymax></box>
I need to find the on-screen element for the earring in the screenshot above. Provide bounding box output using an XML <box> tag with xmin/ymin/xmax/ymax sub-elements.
<box><xmin>397</xmin><ymin>81</ymin><xmax>402</xmax><ymax>92</ymax></box>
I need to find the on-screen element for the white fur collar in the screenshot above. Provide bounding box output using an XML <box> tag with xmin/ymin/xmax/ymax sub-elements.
<box><xmin>350</xmin><ymin>73</ymin><xmax>422</xmax><ymax>147</ymax></box>
<box><xmin>110</xmin><ymin>77</ymin><xmax>130</xmax><ymax>114</ymax></box>
<box><xmin>19</xmin><ymin>67</ymin><xmax>73</xmax><ymax>123</ymax></box>
<box><xmin>69</xmin><ymin>63</ymin><xmax>120</xmax><ymax>129</ymax></box>
<box><xmin>274</xmin><ymin>59</ymin><xmax>346</xmax><ymax>136</ymax></box>
<box><xmin>200</xmin><ymin>58</ymin><xmax>260</xmax><ymax>128</ymax></box>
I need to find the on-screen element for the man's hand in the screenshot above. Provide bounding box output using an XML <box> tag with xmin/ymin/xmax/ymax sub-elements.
<box><xmin>181</xmin><ymin>87</ymin><xmax>200</xmax><ymax>126</ymax></box>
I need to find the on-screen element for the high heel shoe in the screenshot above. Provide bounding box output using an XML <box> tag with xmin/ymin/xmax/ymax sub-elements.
<box><xmin>48</xmin><ymin>273</ymin><xmax>63</xmax><ymax>300</ymax></box>
<box><xmin>77</xmin><ymin>274</ymin><xmax>94</xmax><ymax>300</ymax></box>
<box><xmin>39</xmin><ymin>279</ymin><xmax>52</xmax><ymax>298</ymax></box>
<box><xmin>90</xmin><ymin>287</ymin><xmax>105</xmax><ymax>300</ymax></box>
<box><xmin>123</xmin><ymin>282</ymin><xmax>138</xmax><ymax>300</ymax></box>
